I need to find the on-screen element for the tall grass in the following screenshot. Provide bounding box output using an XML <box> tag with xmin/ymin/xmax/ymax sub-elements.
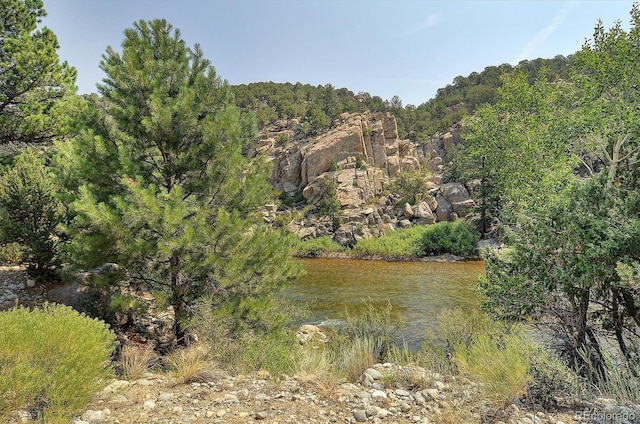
<box><xmin>165</xmin><ymin>344</ymin><xmax>214</xmax><ymax>384</ymax></box>
<box><xmin>453</xmin><ymin>333</ymin><xmax>531</xmax><ymax>406</ymax></box>
<box><xmin>119</xmin><ymin>344</ymin><xmax>158</xmax><ymax>381</ymax></box>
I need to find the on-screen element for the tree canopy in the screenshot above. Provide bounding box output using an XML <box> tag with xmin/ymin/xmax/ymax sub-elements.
<box><xmin>0</xmin><ymin>0</ymin><xmax>76</xmax><ymax>146</ymax></box>
<box><xmin>57</xmin><ymin>19</ymin><xmax>300</xmax><ymax>345</ymax></box>
<box><xmin>463</xmin><ymin>6</ymin><xmax>640</xmax><ymax>375</ymax></box>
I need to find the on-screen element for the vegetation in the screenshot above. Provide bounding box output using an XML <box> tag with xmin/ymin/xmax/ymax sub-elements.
<box><xmin>2</xmin><ymin>0</ymin><xmax>640</xmax><ymax>417</ymax></box>
<box><xmin>293</xmin><ymin>235</ymin><xmax>344</xmax><ymax>257</ymax></box>
<box><xmin>56</xmin><ymin>19</ymin><xmax>301</xmax><ymax>345</ymax></box>
<box><xmin>351</xmin><ymin>221</ymin><xmax>478</xmax><ymax>259</ymax></box>
<box><xmin>0</xmin><ymin>148</ymin><xmax>64</xmax><ymax>278</ymax></box>
<box><xmin>0</xmin><ymin>304</ymin><xmax>117</xmax><ymax>423</ymax></box>
<box><xmin>463</xmin><ymin>5</ymin><xmax>640</xmax><ymax>394</ymax></box>
<box><xmin>386</xmin><ymin>170</ymin><xmax>432</xmax><ymax>206</ymax></box>
<box><xmin>230</xmin><ymin>56</ymin><xmax>572</xmax><ymax>141</ymax></box>
<box><xmin>316</xmin><ymin>178</ymin><xmax>342</xmax><ymax>230</ymax></box>
<box><xmin>0</xmin><ymin>0</ymin><xmax>75</xmax><ymax>147</ymax></box>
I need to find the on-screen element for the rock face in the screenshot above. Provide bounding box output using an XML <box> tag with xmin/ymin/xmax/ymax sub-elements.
<box><xmin>267</xmin><ymin>112</ymin><xmax>414</xmax><ymax>199</ymax></box>
<box><xmin>260</xmin><ymin>113</ymin><xmax>475</xmax><ymax>246</ymax></box>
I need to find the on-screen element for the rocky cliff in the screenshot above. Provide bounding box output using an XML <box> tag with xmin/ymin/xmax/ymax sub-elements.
<box><xmin>257</xmin><ymin>112</ymin><xmax>476</xmax><ymax>246</ymax></box>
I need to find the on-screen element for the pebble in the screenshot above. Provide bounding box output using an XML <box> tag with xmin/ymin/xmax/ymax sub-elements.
<box><xmin>157</xmin><ymin>392</ymin><xmax>174</xmax><ymax>402</ymax></box>
<box><xmin>64</xmin><ymin>361</ymin><xmax>594</xmax><ymax>424</ymax></box>
<box><xmin>370</xmin><ymin>389</ymin><xmax>387</xmax><ymax>399</ymax></box>
<box><xmin>143</xmin><ymin>400</ymin><xmax>156</xmax><ymax>410</ymax></box>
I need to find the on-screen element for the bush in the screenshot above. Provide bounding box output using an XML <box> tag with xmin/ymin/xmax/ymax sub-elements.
<box><xmin>0</xmin><ymin>304</ymin><xmax>117</xmax><ymax>423</ymax></box>
<box><xmin>189</xmin><ymin>297</ymin><xmax>300</xmax><ymax>377</ymax></box>
<box><xmin>420</xmin><ymin>220</ymin><xmax>479</xmax><ymax>256</ymax></box>
<box><xmin>350</xmin><ymin>221</ymin><xmax>478</xmax><ymax>259</ymax></box>
<box><xmin>119</xmin><ymin>344</ymin><xmax>158</xmax><ymax>381</ymax></box>
<box><xmin>422</xmin><ymin>308</ymin><xmax>532</xmax><ymax>407</ymax></box>
<box><xmin>351</xmin><ymin>226</ymin><xmax>426</xmax><ymax>258</ymax></box>
<box><xmin>525</xmin><ymin>345</ymin><xmax>584</xmax><ymax>408</ymax></box>
<box><xmin>0</xmin><ymin>242</ymin><xmax>25</xmax><ymax>265</ymax></box>
<box><xmin>164</xmin><ymin>344</ymin><xmax>214</xmax><ymax>384</ymax></box>
<box><xmin>294</xmin><ymin>236</ymin><xmax>344</xmax><ymax>257</ymax></box>
<box><xmin>387</xmin><ymin>171</ymin><xmax>431</xmax><ymax>206</ymax></box>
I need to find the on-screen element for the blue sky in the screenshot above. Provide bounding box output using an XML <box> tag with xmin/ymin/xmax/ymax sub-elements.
<box><xmin>44</xmin><ymin>0</ymin><xmax>635</xmax><ymax>107</ymax></box>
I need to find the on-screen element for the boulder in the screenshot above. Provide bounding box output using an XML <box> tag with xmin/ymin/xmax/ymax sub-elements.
<box><xmin>414</xmin><ymin>202</ymin><xmax>436</xmax><ymax>223</ymax></box>
<box><xmin>435</xmin><ymin>195</ymin><xmax>453</xmax><ymax>222</ymax></box>
<box><xmin>441</xmin><ymin>182</ymin><xmax>470</xmax><ymax>204</ymax></box>
<box><xmin>442</xmin><ymin>132</ymin><xmax>456</xmax><ymax>155</ymax></box>
<box><xmin>452</xmin><ymin>199</ymin><xmax>476</xmax><ymax>218</ymax></box>
<box><xmin>403</xmin><ymin>203</ymin><xmax>414</xmax><ymax>218</ymax></box>
<box><xmin>296</xmin><ymin>324</ymin><xmax>327</xmax><ymax>345</ymax></box>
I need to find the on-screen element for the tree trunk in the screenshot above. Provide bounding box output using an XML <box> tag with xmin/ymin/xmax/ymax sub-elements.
<box><xmin>170</xmin><ymin>253</ymin><xmax>188</xmax><ymax>347</ymax></box>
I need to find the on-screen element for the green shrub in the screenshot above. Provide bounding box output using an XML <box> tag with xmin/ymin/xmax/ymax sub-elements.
<box><xmin>525</xmin><ymin>345</ymin><xmax>584</xmax><ymax>408</ymax></box>
<box><xmin>453</xmin><ymin>333</ymin><xmax>531</xmax><ymax>406</ymax></box>
<box><xmin>420</xmin><ymin>220</ymin><xmax>479</xmax><ymax>256</ymax></box>
<box><xmin>329</xmin><ymin>300</ymin><xmax>400</xmax><ymax>363</ymax></box>
<box><xmin>350</xmin><ymin>221</ymin><xmax>478</xmax><ymax>259</ymax></box>
<box><xmin>275</xmin><ymin>132</ymin><xmax>290</xmax><ymax>147</ymax></box>
<box><xmin>422</xmin><ymin>308</ymin><xmax>533</xmax><ymax>406</ymax></box>
<box><xmin>0</xmin><ymin>242</ymin><xmax>25</xmax><ymax>265</ymax></box>
<box><xmin>387</xmin><ymin>171</ymin><xmax>431</xmax><ymax>206</ymax></box>
<box><xmin>0</xmin><ymin>304</ymin><xmax>117</xmax><ymax>423</ymax></box>
<box><xmin>189</xmin><ymin>297</ymin><xmax>301</xmax><ymax>377</ymax></box>
<box><xmin>294</xmin><ymin>236</ymin><xmax>344</xmax><ymax>257</ymax></box>
<box><xmin>351</xmin><ymin>226</ymin><xmax>426</xmax><ymax>258</ymax></box>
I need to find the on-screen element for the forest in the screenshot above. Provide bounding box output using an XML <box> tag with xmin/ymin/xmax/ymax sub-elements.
<box><xmin>1</xmin><ymin>0</ymin><xmax>639</xmax><ymax>422</ymax></box>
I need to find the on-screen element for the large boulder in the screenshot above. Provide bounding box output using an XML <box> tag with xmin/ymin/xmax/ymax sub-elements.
<box><xmin>452</xmin><ymin>199</ymin><xmax>476</xmax><ymax>219</ymax></box>
<box><xmin>435</xmin><ymin>195</ymin><xmax>453</xmax><ymax>222</ymax></box>
<box><xmin>441</xmin><ymin>182</ymin><xmax>470</xmax><ymax>204</ymax></box>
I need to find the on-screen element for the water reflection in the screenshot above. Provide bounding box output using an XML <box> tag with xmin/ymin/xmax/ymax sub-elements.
<box><xmin>280</xmin><ymin>258</ymin><xmax>486</xmax><ymax>349</ymax></box>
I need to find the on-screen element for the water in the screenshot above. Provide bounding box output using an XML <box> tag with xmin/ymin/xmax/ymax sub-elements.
<box><xmin>280</xmin><ymin>258</ymin><xmax>485</xmax><ymax>349</ymax></box>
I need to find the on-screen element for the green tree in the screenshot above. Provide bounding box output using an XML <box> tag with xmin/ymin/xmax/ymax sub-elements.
<box><xmin>316</xmin><ymin>177</ymin><xmax>341</xmax><ymax>231</ymax></box>
<box><xmin>571</xmin><ymin>4</ymin><xmax>640</xmax><ymax>189</ymax></box>
<box><xmin>58</xmin><ymin>19</ymin><xmax>300</xmax><ymax>346</ymax></box>
<box><xmin>461</xmin><ymin>69</ymin><xmax>578</xmax><ymax>230</ymax></box>
<box><xmin>0</xmin><ymin>148</ymin><xmax>64</xmax><ymax>278</ymax></box>
<box><xmin>473</xmin><ymin>7</ymin><xmax>640</xmax><ymax>378</ymax></box>
<box><xmin>480</xmin><ymin>178</ymin><xmax>640</xmax><ymax>372</ymax></box>
<box><xmin>0</xmin><ymin>0</ymin><xmax>76</xmax><ymax>145</ymax></box>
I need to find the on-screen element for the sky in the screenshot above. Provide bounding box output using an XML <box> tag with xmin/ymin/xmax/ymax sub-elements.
<box><xmin>43</xmin><ymin>0</ymin><xmax>636</xmax><ymax>107</ymax></box>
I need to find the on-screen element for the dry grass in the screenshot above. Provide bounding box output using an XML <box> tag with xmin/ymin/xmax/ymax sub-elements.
<box><xmin>164</xmin><ymin>344</ymin><xmax>214</xmax><ymax>384</ymax></box>
<box><xmin>119</xmin><ymin>344</ymin><xmax>158</xmax><ymax>381</ymax></box>
<box><xmin>338</xmin><ymin>335</ymin><xmax>376</xmax><ymax>382</ymax></box>
<box><xmin>295</xmin><ymin>345</ymin><xmax>338</xmax><ymax>398</ymax></box>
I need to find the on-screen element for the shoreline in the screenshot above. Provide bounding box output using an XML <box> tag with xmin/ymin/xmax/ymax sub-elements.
<box><xmin>293</xmin><ymin>251</ymin><xmax>482</xmax><ymax>263</ymax></box>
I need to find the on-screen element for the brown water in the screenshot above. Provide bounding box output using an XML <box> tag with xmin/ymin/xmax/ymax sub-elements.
<box><xmin>281</xmin><ymin>258</ymin><xmax>486</xmax><ymax>349</ymax></box>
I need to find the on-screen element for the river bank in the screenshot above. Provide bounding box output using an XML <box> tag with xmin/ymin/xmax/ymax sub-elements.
<box><xmin>39</xmin><ymin>363</ymin><xmax>582</xmax><ymax>424</ymax></box>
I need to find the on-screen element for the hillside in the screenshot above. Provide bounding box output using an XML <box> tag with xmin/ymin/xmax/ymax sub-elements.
<box><xmin>230</xmin><ymin>55</ymin><xmax>572</xmax><ymax>142</ymax></box>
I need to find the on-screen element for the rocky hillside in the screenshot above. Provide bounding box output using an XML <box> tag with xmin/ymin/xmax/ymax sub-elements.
<box><xmin>257</xmin><ymin>111</ymin><xmax>477</xmax><ymax>246</ymax></box>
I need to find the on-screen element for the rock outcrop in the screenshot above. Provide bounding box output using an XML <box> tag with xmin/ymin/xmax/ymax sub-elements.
<box><xmin>258</xmin><ymin>113</ymin><xmax>476</xmax><ymax>246</ymax></box>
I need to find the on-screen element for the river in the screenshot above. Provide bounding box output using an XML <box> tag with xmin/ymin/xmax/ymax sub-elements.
<box><xmin>280</xmin><ymin>257</ymin><xmax>486</xmax><ymax>349</ymax></box>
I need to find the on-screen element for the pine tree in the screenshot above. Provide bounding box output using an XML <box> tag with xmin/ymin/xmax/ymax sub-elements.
<box><xmin>0</xmin><ymin>148</ymin><xmax>64</xmax><ymax>278</ymax></box>
<box><xmin>58</xmin><ymin>19</ymin><xmax>300</xmax><ymax>345</ymax></box>
<box><xmin>0</xmin><ymin>0</ymin><xmax>76</xmax><ymax>145</ymax></box>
